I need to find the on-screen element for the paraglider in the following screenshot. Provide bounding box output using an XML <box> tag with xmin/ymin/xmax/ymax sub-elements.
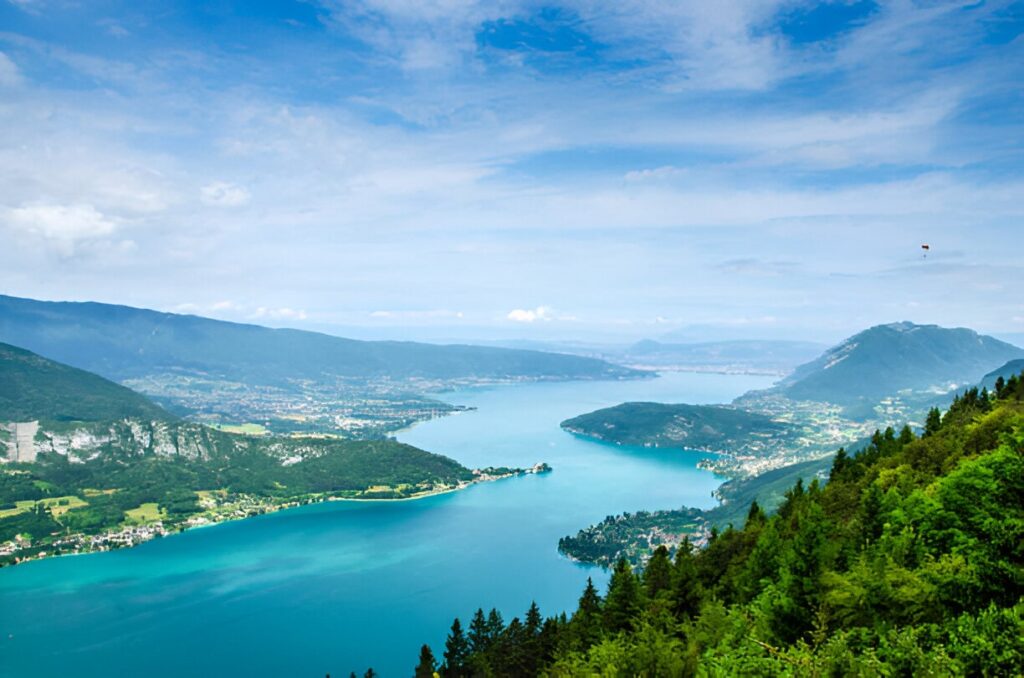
<box><xmin>921</xmin><ymin>243</ymin><xmax>930</xmax><ymax>259</ymax></box>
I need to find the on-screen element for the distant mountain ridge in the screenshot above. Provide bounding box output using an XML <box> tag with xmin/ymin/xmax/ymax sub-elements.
<box><xmin>768</xmin><ymin>322</ymin><xmax>1022</xmax><ymax>410</ymax></box>
<box><xmin>0</xmin><ymin>295</ymin><xmax>643</xmax><ymax>386</ymax></box>
<box><xmin>0</xmin><ymin>342</ymin><xmax>168</xmax><ymax>423</ymax></box>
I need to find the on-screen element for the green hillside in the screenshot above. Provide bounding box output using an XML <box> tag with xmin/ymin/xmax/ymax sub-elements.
<box><xmin>561</xmin><ymin>402</ymin><xmax>793</xmax><ymax>452</ymax></box>
<box><xmin>0</xmin><ymin>421</ymin><xmax>477</xmax><ymax>551</ymax></box>
<box><xmin>419</xmin><ymin>378</ymin><xmax>1024</xmax><ymax>676</ymax></box>
<box><xmin>0</xmin><ymin>295</ymin><xmax>643</xmax><ymax>386</ymax></box>
<box><xmin>0</xmin><ymin>342</ymin><xmax>168</xmax><ymax>422</ymax></box>
<box><xmin>772</xmin><ymin>322</ymin><xmax>1022</xmax><ymax>413</ymax></box>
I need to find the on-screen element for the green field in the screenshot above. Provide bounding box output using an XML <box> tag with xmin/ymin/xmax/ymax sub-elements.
<box><xmin>125</xmin><ymin>502</ymin><xmax>164</xmax><ymax>524</ymax></box>
<box><xmin>0</xmin><ymin>495</ymin><xmax>88</xmax><ymax>519</ymax></box>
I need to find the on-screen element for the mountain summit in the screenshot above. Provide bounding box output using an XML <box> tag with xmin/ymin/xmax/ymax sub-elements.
<box><xmin>774</xmin><ymin>322</ymin><xmax>1022</xmax><ymax>410</ymax></box>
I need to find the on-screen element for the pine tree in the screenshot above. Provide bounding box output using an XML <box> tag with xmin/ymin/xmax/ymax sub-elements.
<box><xmin>995</xmin><ymin>376</ymin><xmax>1006</xmax><ymax>398</ymax></box>
<box><xmin>522</xmin><ymin>602</ymin><xmax>543</xmax><ymax>675</ymax></box>
<box><xmin>570</xmin><ymin>577</ymin><xmax>603</xmax><ymax>650</ymax></box>
<box><xmin>538</xmin><ymin>617</ymin><xmax>560</xmax><ymax>666</ymax></box>
<box><xmin>486</xmin><ymin>608</ymin><xmax>505</xmax><ymax>641</ymax></box>
<box><xmin>467</xmin><ymin>608</ymin><xmax>489</xmax><ymax>655</ymax></box>
<box><xmin>498</xmin><ymin>617</ymin><xmax>529</xmax><ymax>675</ymax></box>
<box><xmin>925</xmin><ymin>407</ymin><xmax>942</xmax><ymax>436</ymax></box>
<box><xmin>443</xmin><ymin>618</ymin><xmax>468</xmax><ymax>678</ymax></box>
<box><xmin>671</xmin><ymin>539</ymin><xmax>702</xmax><ymax>618</ymax></box>
<box><xmin>603</xmin><ymin>557</ymin><xmax>642</xmax><ymax>633</ymax></box>
<box><xmin>643</xmin><ymin>545</ymin><xmax>672</xmax><ymax>598</ymax></box>
<box><xmin>524</xmin><ymin>601</ymin><xmax>542</xmax><ymax>637</ymax></box>
<box><xmin>414</xmin><ymin>645</ymin><xmax>437</xmax><ymax>678</ymax></box>
<box><xmin>830</xmin><ymin>447</ymin><xmax>849</xmax><ymax>479</ymax></box>
<box><xmin>859</xmin><ymin>482</ymin><xmax>884</xmax><ymax>545</ymax></box>
<box><xmin>746</xmin><ymin>500</ymin><xmax>767</xmax><ymax>527</ymax></box>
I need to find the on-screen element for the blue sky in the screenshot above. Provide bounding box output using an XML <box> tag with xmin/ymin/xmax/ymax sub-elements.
<box><xmin>0</xmin><ymin>0</ymin><xmax>1022</xmax><ymax>344</ymax></box>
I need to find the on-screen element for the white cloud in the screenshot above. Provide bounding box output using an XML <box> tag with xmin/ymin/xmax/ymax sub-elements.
<box><xmin>0</xmin><ymin>52</ymin><xmax>22</xmax><ymax>87</ymax></box>
<box><xmin>3</xmin><ymin>203</ymin><xmax>118</xmax><ymax>253</ymax></box>
<box><xmin>507</xmin><ymin>306</ymin><xmax>553</xmax><ymax>323</ymax></box>
<box><xmin>250</xmin><ymin>307</ymin><xmax>308</xmax><ymax>321</ymax></box>
<box><xmin>200</xmin><ymin>181</ymin><xmax>251</xmax><ymax>207</ymax></box>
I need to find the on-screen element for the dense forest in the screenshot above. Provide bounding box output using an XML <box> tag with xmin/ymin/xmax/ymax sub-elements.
<box><xmin>415</xmin><ymin>374</ymin><xmax>1024</xmax><ymax>676</ymax></box>
<box><xmin>561</xmin><ymin>402</ymin><xmax>794</xmax><ymax>452</ymax></box>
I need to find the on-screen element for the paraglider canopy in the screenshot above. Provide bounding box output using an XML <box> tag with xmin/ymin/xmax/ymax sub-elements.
<box><xmin>921</xmin><ymin>243</ymin><xmax>930</xmax><ymax>258</ymax></box>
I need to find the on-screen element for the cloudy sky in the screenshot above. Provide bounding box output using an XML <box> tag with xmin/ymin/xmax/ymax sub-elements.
<box><xmin>1</xmin><ymin>0</ymin><xmax>1022</xmax><ymax>344</ymax></box>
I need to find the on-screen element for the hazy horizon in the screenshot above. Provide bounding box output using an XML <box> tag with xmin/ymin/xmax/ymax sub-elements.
<box><xmin>1</xmin><ymin>1</ymin><xmax>1022</xmax><ymax>344</ymax></box>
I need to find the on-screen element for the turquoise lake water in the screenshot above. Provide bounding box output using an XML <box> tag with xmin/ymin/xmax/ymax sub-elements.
<box><xmin>0</xmin><ymin>371</ymin><xmax>774</xmax><ymax>677</ymax></box>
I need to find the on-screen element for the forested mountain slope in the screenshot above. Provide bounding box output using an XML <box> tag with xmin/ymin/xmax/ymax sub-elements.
<box><xmin>0</xmin><ymin>341</ymin><xmax>168</xmax><ymax>422</ymax></box>
<box><xmin>417</xmin><ymin>375</ymin><xmax>1024</xmax><ymax>676</ymax></box>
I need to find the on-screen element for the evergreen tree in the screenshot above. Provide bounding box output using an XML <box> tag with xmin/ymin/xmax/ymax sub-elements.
<box><xmin>830</xmin><ymin>447</ymin><xmax>850</xmax><ymax>479</ymax></box>
<box><xmin>414</xmin><ymin>645</ymin><xmax>436</xmax><ymax>678</ymax></box>
<box><xmin>773</xmin><ymin>502</ymin><xmax>829</xmax><ymax>643</ymax></box>
<box><xmin>859</xmin><ymin>482</ymin><xmax>884</xmax><ymax>545</ymax></box>
<box><xmin>671</xmin><ymin>539</ymin><xmax>702</xmax><ymax>619</ymax></box>
<box><xmin>537</xmin><ymin>617</ymin><xmax>560</xmax><ymax>666</ymax></box>
<box><xmin>499</xmin><ymin>617</ymin><xmax>529</xmax><ymax>675</ymax></box>
<box><xmin>994</xmin><ymin>376</ymin><xmax>1006</xmax><ymax>398</ymax></box>
<box><xmin>603</xmin><ymin>557</ymin><xmax>642</xmax><ymax>633</ymax></box>
<box><xmin>746</xmin><ymin>499</ymin><xmax>767</xmax><ymax>527</ymax></box>
<box><xmin>522</xmin><ymin>603</ymin><xmax>543</xmax><ymax>675</ymax></box>
<box><xmin>643</xmin><ymin>545</ymin><xmax>673</xmax><ymax>598</ymax></box>
<box><xmin>524</xmin><ymin>601</ymin><xmax>542</xmax><ymax>637</ymax></box>
<box><xmin>925</xmin><ymin>407</ymin><xmax>942</xmax><ymax>436</ymax></box>
<box><xmin>467</xmin><ymin>608</ymin><xmax>489</xmax><ymax>655</ymax></box>
<box><xmin>569</xmin><ymin>577</ymin><xmax>603</xmax><ymax>650</ymax></box>
<box><xmin>486</xmin><ymin>608</ymin><xmax>505</xmax><ymax>641</ymax></box>
<box><xmin>442</xmin><ymin>618</ymin><xmax>468</xmax><ymax>678</ymax></box>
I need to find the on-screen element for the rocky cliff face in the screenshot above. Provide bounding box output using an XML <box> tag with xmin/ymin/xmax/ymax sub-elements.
<box><xmin>22</xmin><ymin>420</ymin><xmax>220</xmax><ymax>462</ymax></box>
<box><xmin>6</xmin><ymin>418</ymin><xmax>344</xmax><ymax>466</ymax></box>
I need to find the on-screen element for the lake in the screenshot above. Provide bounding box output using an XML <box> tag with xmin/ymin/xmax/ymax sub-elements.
<box><xmin>0</xmin><ymin>371</ymin><xmax>774</xmax><ymax>677</ymax></box>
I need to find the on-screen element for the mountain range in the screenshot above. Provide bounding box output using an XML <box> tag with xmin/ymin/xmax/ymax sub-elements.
<box><xmin>0</xmin><ymin>295</ymin><xmax>642</xmax><ymax>388</ymax></box>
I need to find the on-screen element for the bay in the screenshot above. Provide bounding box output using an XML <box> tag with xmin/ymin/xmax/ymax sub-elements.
<box><xmin>0</xmin><ymin>371</ymin><xmax>774</xmax><ymax>677</ymax></box>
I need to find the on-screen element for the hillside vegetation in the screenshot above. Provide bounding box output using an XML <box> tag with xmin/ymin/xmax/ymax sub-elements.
<box><xmin>0</xmin><ymin>420</ymin><xmax>475</xmax><ymax>558</ymax></box>
<box><xmin>0</xmin><ymin>342</ymin><xmax>168</xmax><ymax>422</ymax></box>
<box><xmin>418</xmin><ymin>376</ymin><xmax>1024</xmax><ymax>676</ymax></box>
<box><xmin>0</xmin><ymin>347</ymin><xmax>487</xmax><ymax>563</ymax></box>
<box><xmin>561</xmin><ymin>402</ymin><xmax>793</xmax><ymax>452</ymax></box>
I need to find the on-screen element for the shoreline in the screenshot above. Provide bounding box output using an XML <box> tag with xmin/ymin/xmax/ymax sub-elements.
<box><xmin>0</xmin><ymin>464</ymin><xmax>552</xmax><ymax>569</ymax></box>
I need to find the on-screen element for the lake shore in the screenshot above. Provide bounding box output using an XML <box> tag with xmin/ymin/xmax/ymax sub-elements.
<box><xmin>0</xmin><ymin>463</ymin><xmax>552</xmax><ymax>568</ymax></box>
